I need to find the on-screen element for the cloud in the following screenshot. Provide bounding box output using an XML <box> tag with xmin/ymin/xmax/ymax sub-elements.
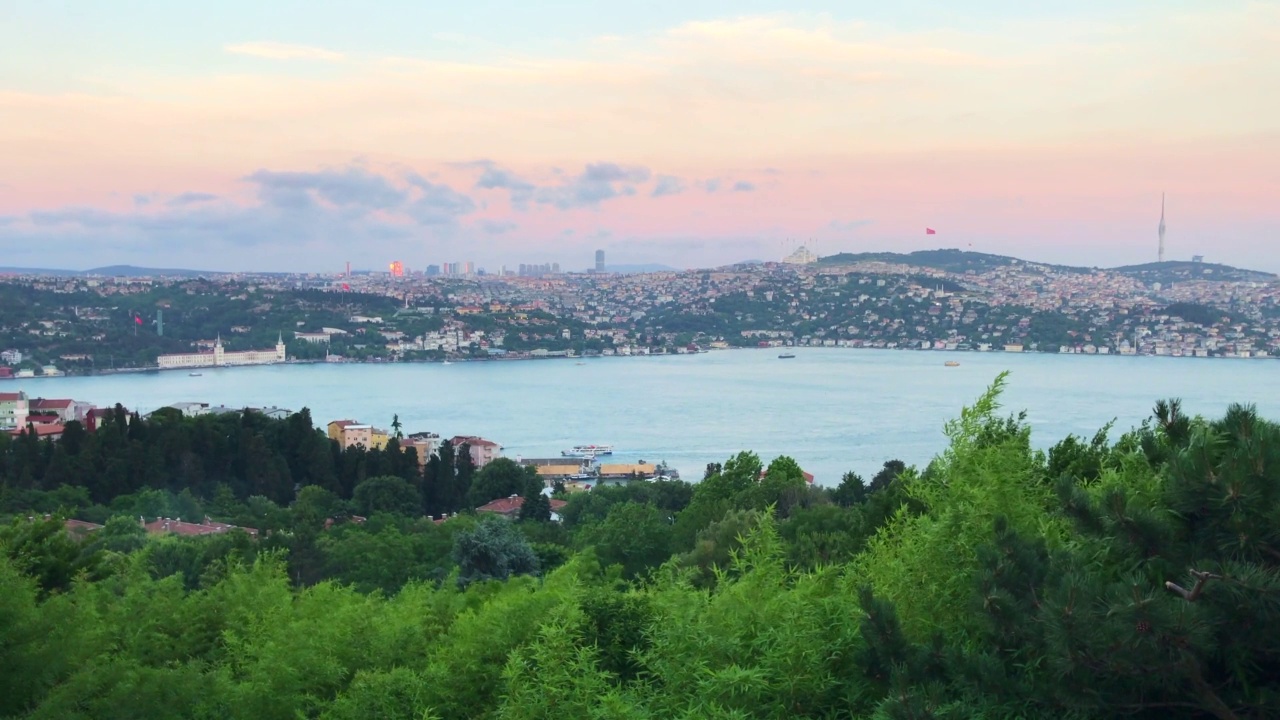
<box><xmin>224</xmin><ymin>42</ymin><xmax>345</xmax><ymax>62</ymax></box>
<box><xmin>0</xmin><ymin>164</ymin><xmax>479</xmax><ymax>269</ymax></box>
<box><xmin>406</xmin><ymin>174</ymin><xmax>477</xmax><ymax>224</ymax></box>
<box><xmin>168</xmin><ymin>192</ymin><xmax>218</xmax><ymax>206</ymax></box>
<box><xmin>651</xmin><ymin>175</ymin><xmax>685</xmax><ymax>197</ymax></box>
<box><xmin>248</xmin><ymin>167</ymin><xmax>407</xmax><ymax>210</ymax></box>
<box><xmin>731</xmin><ymin>181</ymin><xmax>756</xmax><ymax>192</ymax></box>
<box><xmin>828</xmin><ymin>219</ymin><xmax>875</xmax><ymax>232</ymax></box>
<box><xmin>701</xmin><ymin>178</ymin><xmax>722</xmax><ymax>193</ymax></box>
<box><xmin>471</xmin><ymin>162</ymin><xmax>537</xmax><ymax>207</ymax></box>
<box><xmin>478</xmin><ymin>219</ymin><xmax>517</xmax><ymax>235</ymax></box>
<box><xmin>464</xmin><ymin>161</ymin><xmax>652</xmax><ymax>210</ymax></box>
<box><xmin>533</xmin><ymin>162</ymin><xmax>651</xmax><ymax>209</ymax></box>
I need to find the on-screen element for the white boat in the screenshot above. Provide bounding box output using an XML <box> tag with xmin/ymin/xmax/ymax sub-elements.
<box><xmin>562</xmin><ymin>444</ymin><xmax>613</xmax><ymax>457</ymax></box>
<box><xmin>189</xmin><ymin>372</ymin><xmax>202</xmax><ymax>377</ymax></box>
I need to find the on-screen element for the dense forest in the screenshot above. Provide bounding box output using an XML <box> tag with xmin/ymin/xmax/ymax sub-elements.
<box><xmin>2</xmin><ymin>374</ymin><xmax>1278</xmax><ymax>718</ymax></box>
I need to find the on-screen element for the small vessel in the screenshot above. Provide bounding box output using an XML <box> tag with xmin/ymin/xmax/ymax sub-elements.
<box><xmin>189</xmin><ymin>372</ymin><xmax>203</xmax><ymax>376</ymax></box>
<box><xmin>778</xmin><ymin>352</ymin><xmax>796</xmax><ymax>359</ymax></box>
<box><xmin>442</xmin><ymin>360</ymin><xmax>453</xmax><ymax>365</ymax></box>
<box><xmin>945</xmin><ymin>360</ymin><xmax>960</xmax><ymax>367</ymax></box>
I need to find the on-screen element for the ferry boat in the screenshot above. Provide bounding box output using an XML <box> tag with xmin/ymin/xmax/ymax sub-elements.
<box><xmin>944</xmin><ymin>360</ymin><xmax>960</xmax><ymax>367</ymax></box>
<box><xmin>778</xmin><ymin>352</ymin><xmax>796</xmax><ymax>359</ymax></box>
<box><xmin>562</xmin><ymin>444</ymin><xmax>613</xmax><ymax>457</ymax></box>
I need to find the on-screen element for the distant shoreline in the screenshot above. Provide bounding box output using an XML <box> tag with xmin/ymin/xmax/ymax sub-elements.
<box><xmin>6</xmin><ymin>343</ymin><xmax>1274</xmax><ymax>382</ymax></box>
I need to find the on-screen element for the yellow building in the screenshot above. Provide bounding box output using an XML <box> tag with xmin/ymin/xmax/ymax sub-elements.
<box><xmin>326</xmin><ymin>419</ymin><xmax>383</xmax><ymax>450</ymax></box>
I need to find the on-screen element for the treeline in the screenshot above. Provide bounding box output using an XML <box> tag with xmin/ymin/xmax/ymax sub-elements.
<box><xmin>2</xmin><ymin>374</ymin><xmax>1279</xmax><ymax>718</ymax></box>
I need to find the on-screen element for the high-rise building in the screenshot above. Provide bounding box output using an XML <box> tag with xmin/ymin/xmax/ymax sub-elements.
<box><xmin>595</xmin><ymin>249</ymin><xmax>605</xmax><ymax>273</ymax></box>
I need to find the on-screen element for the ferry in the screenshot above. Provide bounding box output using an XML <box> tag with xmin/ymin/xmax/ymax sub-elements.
<box><xmin>944</xmin><ymin>360</ymin><xmax>960</xmax><ymax>367</ymax></box>
<box><xmin>562</xmin><ymin>444</ymin><xmax>613</xmax><ymax>457</ymax></box>
<box><xmin>189</xmin><ymin>372</ymin><xmax>203</xmax><ymax>377</ymax></box>
<box><xmin>778</xmin><ymin>352</ymin><xmax>796</xmax><ymax>359</ymax></box>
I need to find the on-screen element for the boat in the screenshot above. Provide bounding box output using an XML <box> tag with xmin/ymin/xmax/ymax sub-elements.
<box><xmin>944</xmin><ymin>360</ymin><xmax>960</xmax><ymax>367</ymax></box>
<box><xmin>189</xmin><ymin>372</ymin><xmax>202</xmax><ymax>376</ymax></box>
<box><xmin>562</xmin><ymin>444</ymin><xmax>613</xmax><ymax>457</ymax></box>
<box><xmin>441</xmin><ymin>360</ymin><xmax>453</xmax><ymax>365</ymax></box>
<box><xmin>778</xmin><ymin>352</ymin><xmax>796</xmax><ymax>359</ymax></box>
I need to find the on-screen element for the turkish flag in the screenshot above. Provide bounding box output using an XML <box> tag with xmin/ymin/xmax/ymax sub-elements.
<box><xmin>134</xmin><ymin>314</ymin><xmax>143</xmax><ymax>325</ymax></box>
<box><xmin>925</xmin><ymin>228</ymin><xmax>937</xmax><ymax>235</ymax></box>
<box><xmin>342</xmin><ymin>283</ymin><xmax>350</xmax><ymax>291</ymax></box>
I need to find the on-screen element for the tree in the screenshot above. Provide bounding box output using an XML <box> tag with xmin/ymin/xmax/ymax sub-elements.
<box><xmin>352</xmin><ymin>475</ymin><xmax>422</xmax><ymax>518</ymax></box>
<box><xmin>467</xmin><ymin>458</ymin><xmax>539</xmax><ymax>509</ymax></box>
<box><xmin>452</xmin><ymin>514</ymin><xmax>539</xmax><ymax>586</ymax></box>
<box><xmin>832</xmin><ymin>471</ymin><xmax>867</xmax><ymax>507</ymax></box>
<box><xmin>581</xmin><ymin>502</ymin><xmax>673</xmax><ymax>579</ymax></box>
<box><xmin>517</xmin><ymin>486</ymin><xmax>551</xmax><ymax>523</ymax></box>
<box><xmin>390</xmin><ymin>414</ymin><xmax>403</xmax><ymax>440</ymax></box>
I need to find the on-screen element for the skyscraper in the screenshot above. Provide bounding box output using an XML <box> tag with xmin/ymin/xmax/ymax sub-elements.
<box><xmin>595</xmin><ymin>249</ymin><xmax>605</xmax><ymax>273</ymax></box>
<box><xmin>1158</xmin><ymin>192</ymin><xmax>1166</xmax><ymax>264</ymax></box>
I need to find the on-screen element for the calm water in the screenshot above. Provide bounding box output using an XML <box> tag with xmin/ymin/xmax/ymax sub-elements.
<box><xmin>12</xmin><ymin>350</ymin><xmax>1280</xmax><ymax>484</ymax></box>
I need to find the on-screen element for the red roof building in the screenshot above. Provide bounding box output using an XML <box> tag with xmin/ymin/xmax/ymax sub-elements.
<box><xmin>9</xmin><ymin>423</ymin><xmax>65</xmax><ymax>441</ymax></box>
<box><xmin>143</xmin><ymin>516</ymin><xmax>259</xmax><ymax>538</ymax></box>
<box><xmin>475</xmin><ymin>494</ymin><xmax>568</xmax><ymax>519</ymax></box>
<box><xmin>759</xmin><ymin>469</ymin><xmax>816</xmax><ymax>485</ymax></box>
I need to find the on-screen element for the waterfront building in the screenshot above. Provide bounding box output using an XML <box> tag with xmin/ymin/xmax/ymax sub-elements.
<box><xmin>0</xmin><ymin>391</ymin><xmax>29</xmax><ymax>430</ymax></box>
<box><xmin>157</xmin><ymin>334</ymin><xmax>286</xmax><ymax>370</ymax></box>
<box><xmin>327</xmin><ymin>419</ymin><xmax>389</xmax><ymax>450</ymax></box>
<box><xmin>450</xmin><ymin>435</ymin><xmax>502</xmax><ymax>468</ymax></box>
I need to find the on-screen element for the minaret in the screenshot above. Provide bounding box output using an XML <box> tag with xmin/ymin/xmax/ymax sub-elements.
<box><xmin>1158</xmin><ymin>192</ymin><xmax>1166</xmax><ymax>264</ymax></box>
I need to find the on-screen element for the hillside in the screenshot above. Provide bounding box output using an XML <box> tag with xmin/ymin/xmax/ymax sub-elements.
<box><xmin>1112</xmin><ymin>260</ymin><xmax>1276</xmax><ymax>283</ymax></box>
<box><xmin>0</xmin><ymin>265</ymin><xmax>227</xmax><ymax>277</ymax></box>
<box><xmin>815</xmin><ymin>248</ymin><xmax>1089</xmax><ymax>274</ymax></box>
<box><xmin>817</xmin><ymin>248</ymin><xmax>1274</xmax><ymax>281</ymax></box>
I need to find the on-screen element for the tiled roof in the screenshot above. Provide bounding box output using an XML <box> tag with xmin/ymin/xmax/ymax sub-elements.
<box><xmin>476</xmin><ymin>495</ymin><xmax>568</xmax><ymax>515</ymax></box>
<box><xmin>31</xmin><ymin>398</ymin><xmax>73</xmax><ymax>409</ymax></box>
<box><xmin>9</xmin><ymin>424</ymin><xmax>65</xmax><ymax>438</ymax></box>
<box><xmin>144</xmin><ymin>517</ymin><xmax>259</xmax><ymax>537</ymax></box>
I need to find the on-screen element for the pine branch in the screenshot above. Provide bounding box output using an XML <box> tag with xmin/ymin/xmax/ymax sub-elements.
<box><xmin>1165</xmin><ymin>569</ymin><xmax>1221</xmax><ymax>602</ymax></box>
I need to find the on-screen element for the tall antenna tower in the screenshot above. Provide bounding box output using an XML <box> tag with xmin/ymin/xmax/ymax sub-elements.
<box><xmin>1157</xmin><ymin>192</ymin><xmax>1166</xmax><ymax>263</ymax></box>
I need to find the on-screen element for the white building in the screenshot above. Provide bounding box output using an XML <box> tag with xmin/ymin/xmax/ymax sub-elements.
<box><xmin>157</xmin><ymin>334</ymin><xmax>287</xmax><ymax>370</ymax></box>
<box><xmin>0</xmin><ymin>349</ymin><xmax>21</xmax><ymax>365</ymax></box>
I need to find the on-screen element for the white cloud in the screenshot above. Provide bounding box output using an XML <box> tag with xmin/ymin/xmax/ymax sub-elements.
<box><xmin>224</xmin><ymin>42</ymin><xmax>345</xmax><ymax>62</ymax></box>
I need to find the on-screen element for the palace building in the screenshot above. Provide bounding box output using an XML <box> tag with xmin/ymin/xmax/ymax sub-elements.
<box><xmin>157</xmin><ymin>334</ymin><xmax>287</xmax><ymax>370</ymax></box>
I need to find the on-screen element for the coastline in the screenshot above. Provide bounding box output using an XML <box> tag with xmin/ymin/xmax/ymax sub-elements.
<box><xmin>8</xmin><ymin>342</ymin><xmax>1275</xmax><ymax>381</ymax></box>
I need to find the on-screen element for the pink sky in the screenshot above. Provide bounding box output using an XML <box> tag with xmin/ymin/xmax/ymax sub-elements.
<box><xmin>1</xmin><ymin>5</ymin><xmax>1277</xmax><ymax>271</ymax></box>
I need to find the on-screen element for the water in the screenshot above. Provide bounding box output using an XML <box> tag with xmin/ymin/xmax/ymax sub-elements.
<box><xmin>11</xmin><ymin>349</ymin><xmax>1279</xmax><ymax>484</ymax></box>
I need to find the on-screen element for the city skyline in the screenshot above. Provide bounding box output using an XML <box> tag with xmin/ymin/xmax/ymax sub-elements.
<box><xmin>1</xmin><ymin>1</ymin><xmax>1277</xmax><ymax>272</ymax></box>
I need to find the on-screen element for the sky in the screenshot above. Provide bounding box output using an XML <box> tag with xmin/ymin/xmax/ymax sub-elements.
<box><xmin>1</xmin><ymin>0</ymin><xmax>1277</xmax><ymax>273</ymax></box>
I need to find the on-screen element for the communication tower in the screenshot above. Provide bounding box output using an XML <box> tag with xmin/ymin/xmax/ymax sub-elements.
<box><xmin>1158</xmin><ymin>192</ymin><xmax>1166</xmax><ymax>264</ymax></box>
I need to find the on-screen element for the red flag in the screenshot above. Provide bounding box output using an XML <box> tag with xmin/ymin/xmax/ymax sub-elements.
<box><xmin>925</xmin><ymin>228</ymin><xmax>936</xmax><ymax>235</ymax></box>
<box><xmin>342</xmin><ymin>283</ymin><xmax>350</xmax><ymax>291</ymax></box>
<box><xmin>134</xmin><ymin>314</ymin><xmax>143</xmax><ymax>325</ymax></box>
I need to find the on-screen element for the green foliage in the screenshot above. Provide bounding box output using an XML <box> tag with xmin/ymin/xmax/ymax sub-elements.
<box><xmin>5</xmin><ymin>385</ymin><xmax>1280</xmax><ymax>719</ymax></box>
<box><xmin>856</xmin><ymin>372</ymin><xmax>1065</xmax><ymax>642</ymax></box>
<box><xmin>465</xmin><ymin>457</ymin><xmax>536</xmax><ymax>510</ymax></box>
<box><xmin>579</xmin><ymin>502</ymin><xmax>674</xmax><ymax>579</ymax></box>
<box><xmin>517</xmin><ymin>486</ymin><xmax>551</xmax><ymax>523</ymax></box>
<box><xmin>353</xmin><ymin>475</ymin><xmax>422</xmax><ymax>518</ymax></box>
<box><xmin>452</xmin><ymin>514</ymin><xmax>540</xmax><ymax>586</ymax></box>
